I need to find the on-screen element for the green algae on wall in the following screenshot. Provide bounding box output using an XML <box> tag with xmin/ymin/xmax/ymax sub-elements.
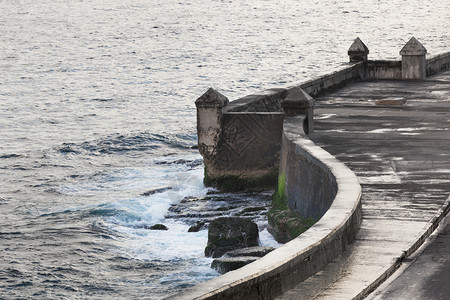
<box><xmin>268</xmin><ymin>173</ymin><xmax>317</xmax><ymax>243</ymax></box>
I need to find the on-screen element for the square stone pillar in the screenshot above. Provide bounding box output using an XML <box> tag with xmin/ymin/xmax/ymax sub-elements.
<box><xmin>399</xmin><ymin>37</ymin><xmax>427</xmax><ymax>79</ymax></box>
<box><xmin>281</xmin><ymin>87</ymin><xmax>314</xmax><ymax>134</ymax></box>
<box><xmin>348</xmin><ymin>37</ymin><xmax>369</xmax><ymax>62</ymax></box>
<box><xmin>195</xmin><ymin>88</ymin><xmax>228</xmax><ymax>160</ymax></box>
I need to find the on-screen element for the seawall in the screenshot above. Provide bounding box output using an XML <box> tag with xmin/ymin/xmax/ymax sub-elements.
<box><xmin>170</xmin><ymin>38</ymin><xmax>450</xmax><ymax>299</ymax></box>
<box><xmin>169</xmin><ymin>115</ymin><xmax>362</xmax><ymax>299</ymax></box>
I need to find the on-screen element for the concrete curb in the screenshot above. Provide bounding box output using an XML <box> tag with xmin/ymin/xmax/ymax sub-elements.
<box><xmin>168</xmin><ymin>118</ymin><xmax>362</xmax><ymax>300</ymax></box>
<box><xmin>354</xmin><ymin>195</ymin><xmax>450</xmax><ymax>300</ymax></box>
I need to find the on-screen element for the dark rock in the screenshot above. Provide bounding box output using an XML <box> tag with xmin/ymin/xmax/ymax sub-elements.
<box><xmin>141</xmin><ymin>187</ymin><xmax>172</xmax><ymax>196</ymax></box>
<box><xmin>215</xmin><ymin>205</ymin><xmax>236</xmax><ymax>211</ymax></box>
<box><xmin>224</xmin><ymin>246</ymin><xmax>275</xmax><ymax>258</ymax></box>
<box><xmin>211</xmin><ymin>256</ymin><xmax>259</xmax><ymax>274</ymax></box>
<box><xmin>236</xmin><ymin>206</ymin><xmax>266</xmax><ymax>216</ymax></box>
<box><xmin>268</xmin><ymin>209</ymin><xmax>315</xmax><ymax>243</ymax></box>
<box><xmin>205</xmin><ymin>217</ymin><xmax>259</xmax><ymax>258</ymax></box>
<box><xmin>149</xmin><ymin>224</ymin><xmax>168</xmax><ymax>230</ymax></box>
<box><xmin>188</xmin><ymin>221</ymin><xmax>206</xmax><ymax>232</ymax></box>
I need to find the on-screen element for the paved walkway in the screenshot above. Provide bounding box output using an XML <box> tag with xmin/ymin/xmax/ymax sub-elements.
<box><xmin>277</xmin><ymin>71</ymin><xmax>450</xmax><ymax>299</ymax></box>
<box><xmin>368</xmin><ymin>213</ymin><xmax>450</xmax><ymax>300</ymax></box>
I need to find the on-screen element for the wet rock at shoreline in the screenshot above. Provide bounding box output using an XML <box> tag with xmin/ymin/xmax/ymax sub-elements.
<box><xmin>236</xmin><ymin>206</ymin><xmax>266</xmax><ymax>216</ymax></box>
<box><xmin>141</xmin><ymin>187</ymin><xmax>172</xmax><ymax>196</ymax></box>
<box><xmin>166</xmin><ymin>192</ymin><xmax>272</xmax><ymax>227</ymax></box>
<box><xmin>211</xmin><ymin>256</ymin><xmax>259</xmax><ymax>274</ymax></box>
<box><xmin>224</xmin><ymin>246</ymin><xmax>275</xmax><ymax>258</ymax></box>
<box><xmin>148</xmin><ymin>224</ymin><xmax>168</xmax><ymax>230</ymax></box>
<box><xmin>188</xmin><ymin>221</ymin><xmax>206</xmax><ymax>232</ymax></box>
<box><xmin>205</xmin><ymin>217</ymin><xmax>259</xmax><ymax>258</ymax></box>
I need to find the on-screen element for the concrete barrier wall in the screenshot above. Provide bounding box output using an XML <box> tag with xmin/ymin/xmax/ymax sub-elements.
<box><xmin>225</xmin><ymin>88</ymin><xmax>287</xmax><ymax>113</ymax></box>
<box><xmin>224</xmin><ymin>62</ymin><xmax>365</xmax><ymax>114</ymax></box>
<box><xmin>426</xmin><ymin>52</ymin><xmax>450</xmax><ymax>75</ymax></box>
<box><xmin>297</xmin><ymin>62</ymin><xmax>364</xmax><ymax>97</ymax></box>
<box><xmin>204</xmin><ymin>112</ymin><xmax>284</xmax><ymax>191</ymax></box>
<box><xmin>365</xmin><ymin>60</ymin><xmax>402</xmax><ymax>79</ymax></box>
<box><xmin>169</xmin><ymin>116</ymin><xmax>362</xmax><ymax>300</ymax></box>
<box><xmin>280</xmin><ymin>117</ymin><xmax>337</xmax><ymax>220</ymax></box>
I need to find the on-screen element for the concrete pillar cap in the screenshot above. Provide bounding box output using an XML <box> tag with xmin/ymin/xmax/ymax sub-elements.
<box><xmin>195</xmin><ymin>88</ymin><xmax>229</xmax><ymax>108</ymax></box>
<box><xmin>282</xmin><ymin>87</ymin><xmax>314</xmax><ymax>109</ymax></box>
<box><xmin>400</xmin><ymin>37</ymin><xmax>427</xmax><ymax>56</ymax></box>
<box><xmin>348</xmin><ymin>37</ymin><xmax>369</xmax><ymax>56</ymax></box>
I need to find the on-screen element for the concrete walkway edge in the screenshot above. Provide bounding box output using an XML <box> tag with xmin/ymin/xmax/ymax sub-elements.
<box><xmin>354</xmin><ymin>196</ymin><xmax>450</xmax><ymax>300</ymax></box>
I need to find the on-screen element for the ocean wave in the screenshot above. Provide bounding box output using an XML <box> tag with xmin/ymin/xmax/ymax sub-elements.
<box><xmin>57</xmin><ymin>132</ymin><xmax>197</xmax><ymax>156</ymax></box>
<box><xmin>0</xmin><ymin>197</ymin><xmax>8</xmax><ymax>205</ymax></box>
<box><xmin>0</xmin><ymin>154</ymin><xmax>21</xmax><ymax>159</ymax></box>
<box><xmin>154</xmin><ymin>158</ymin><xmax>203</xmax><ymax>169</ymax></box>
<box><xmin>88</xmin><ymin>204</ymin><xmax>144</xmax><ymax>223</ymax></box>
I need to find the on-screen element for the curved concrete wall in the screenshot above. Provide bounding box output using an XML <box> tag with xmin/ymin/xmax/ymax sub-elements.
<box><xmin>279</xmin><ymin>116</ymin><xmax>337</xmax><ymax>219</ymax></box>
<box><xmin>169</xmin><ymin>116</ymin><xmax>362</xmax><ymax>300</ymax></box>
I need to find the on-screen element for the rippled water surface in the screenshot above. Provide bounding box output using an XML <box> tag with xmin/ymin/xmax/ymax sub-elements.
<box><xmin>1</xmin><ymin>0</ymin><xmax>448</xmax><ymax>298</ymax></box>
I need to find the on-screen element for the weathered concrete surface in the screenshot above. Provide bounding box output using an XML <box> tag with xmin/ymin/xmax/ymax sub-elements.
<box><xmin>298</xmin><ymin>62</ymin><xmax>363</xmax><ymax>97</ymax></box>
<box><xmin>368</xmin><ymin>213</ymin><xmax>450</xmax><ymax>300</ymax></box>
<box><xmin>427</xmin><ymin>52</ymin><xmax>450</xmax><ymax>76</ymax></box>
<box><xmin>277</xmin><ymin>71</ymin><xmax>450</xmax><ymax>299</ymax></box>
<box><xmin>279</xmin><ymin>116</ymin><xmax>337</xmax><ymax>220</ymax></box>
<box><xmin>196</xmin><ymin>88</ymin><xmax>229</xmax><ymax>167</ymax></box>
<box><xmin>348</xmin><ymin>37</ymin><xmax>369</xmax><ymax>63</ymax></box>
<box><xmin>365</xmin><ymin>61</ymin><xmax>402</xmax><ymax>80</ymax></box>
<box><xmin>196</xmin><ymin>88</ymin><xmax>286</xmax><ymax>192</ymax></box>
<box><xmin>225</xmin><ymin>88</ymin><xmax>287</xmax><ymax>113</ymax></box>
<box><xmin>400</xmin><ymin>37</ymin><xmax>427</xmax><ymax>80</ymax></box>
<box><xmin>204</xmin><ymin>111</ymin><xmax>284</xmax><ymax>191</ymax></box>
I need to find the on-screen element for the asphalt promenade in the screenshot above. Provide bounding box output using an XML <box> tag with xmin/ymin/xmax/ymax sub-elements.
<box><xmin>277</xmin><ymin>71</ymin><xmax>450</xmax><ymax>299</ymax></box>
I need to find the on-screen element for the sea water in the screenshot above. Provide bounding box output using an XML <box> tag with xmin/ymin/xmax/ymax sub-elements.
<box><xmin>1</xmin><ymin>0</ymin><xmax>448</xmax><ymax>298</ymax></box>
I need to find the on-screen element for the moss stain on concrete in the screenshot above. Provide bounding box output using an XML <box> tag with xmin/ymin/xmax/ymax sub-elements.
<box><xmin>268</xmin><ymin>173</ymin><xmax>317</xmax><ymax>243</ymax></box>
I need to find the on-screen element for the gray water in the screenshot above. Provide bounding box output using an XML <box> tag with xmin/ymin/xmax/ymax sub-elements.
<box><xmin>1</xmin><ymin>0</ymin><xmax>448</xmax><ymax>298</ymax></box>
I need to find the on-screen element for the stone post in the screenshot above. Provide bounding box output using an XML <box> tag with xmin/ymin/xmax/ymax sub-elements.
<box><xmin>281</xmin><ymin>87</ymin><xmax>314</xmax><ymax>134</ymax></box>
<box><xmin>348</xmin><ymin>37</ymin><xmax>369</xmax><ymax>62</ymax></box>
<box><xmin>399</xmin><ymin>37</ymin><xmax>427</xmax><ymax>79</ymax></box>
<box><xmin>195</xmin><ymin>88</ymin><xmax>228</xmax><ymax>160</ymax></box>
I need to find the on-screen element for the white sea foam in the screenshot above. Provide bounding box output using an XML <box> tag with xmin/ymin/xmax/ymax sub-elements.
<box><xmin>159</xmin><ymin>263</ymin><xmax>219</xmax><ymax>289</ymax></box>
<box><xmin>259</xmin><ymin>228</ymin><xmax>282</xmax><ymax>248</ymax></box>
<box><xmin>166</xmin><ymin>168</ymin><xmax>209</xmax><ymax>203</ymax></box>
<box><xmin>113</xmin><ymin>221</ymin><xmax>209</xmax><ymax>261</ymax></box>
<box><xmin>101</xmin><ymin>165</ymin><xmax>210</xmax><ymax>262</ymax></box>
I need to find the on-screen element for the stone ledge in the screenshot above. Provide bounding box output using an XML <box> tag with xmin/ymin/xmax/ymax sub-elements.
<box><xmin>211</xmin><ymin>257</ymin><xmax>260</xmax><ymax>275</ymax></box>
<box><xmin>224</xmin><ymin>246</ymin><xmax>275</xmax><ymax>258</ymax></box>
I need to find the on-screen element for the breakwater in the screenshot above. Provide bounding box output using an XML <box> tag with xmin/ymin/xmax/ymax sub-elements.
<box><xmin>170</xmin><ymin>38</ymin><xmax>450</xmax><ymax>299</ymax></box>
